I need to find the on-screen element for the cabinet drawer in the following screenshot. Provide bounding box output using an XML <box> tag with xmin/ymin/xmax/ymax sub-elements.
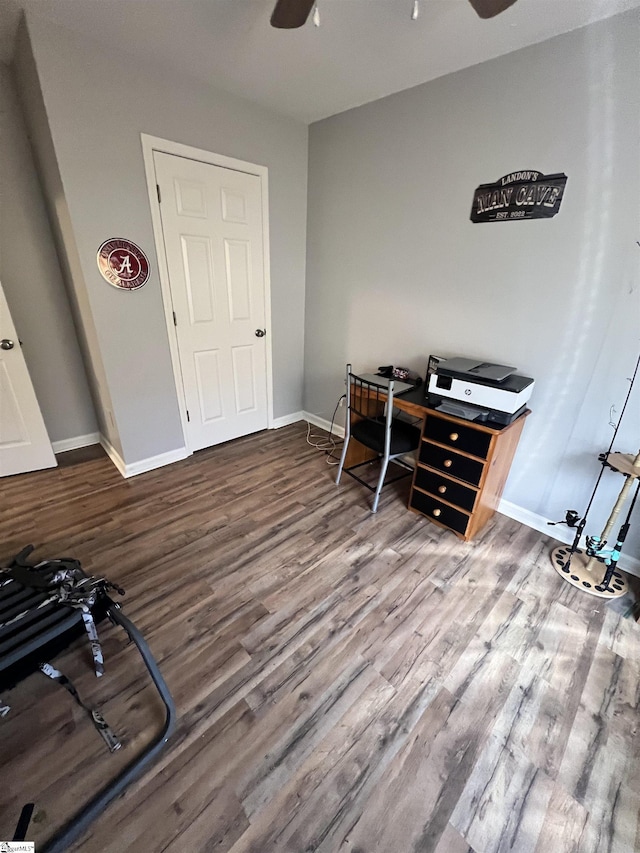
<box><xmin>410</xmin><ymin>489</ymin><xmax>470</xmax><ymax>536</ymax></box>
<box><xmin>419</xmin><ymin>442</ymin><xmax>485</xmax><ymax>487</ymax></box>
<box><xmin>423</xmin><ymin>416</ymin><xmax>491</xmax><ymax>459</ymax></box>
<box><xmin>413</xmin><ymin>466</ymin><xmax>477</xmax><ymax>513</ymax></box>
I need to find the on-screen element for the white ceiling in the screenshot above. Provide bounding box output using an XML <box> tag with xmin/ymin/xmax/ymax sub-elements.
<box><xmin>1</xmin><ymin>0</ymin><xmax>638</xmax><ymax>123</ymax></box>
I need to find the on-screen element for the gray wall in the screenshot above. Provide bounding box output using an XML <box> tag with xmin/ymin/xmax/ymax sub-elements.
<box><xmin>0</xmin><ymin>62</ymin><xmax>97</xmax><ymax>445</ymax></box>
<box><xmin>12</xmin><ymin>26</ymin><xmax>122</xmax><ymax>455</ymax></box>
<box><xmin>305</xmin><ymin>12</ymin><xmax>640</xmax><ymax>547</ymax></box>
<box><xmin>20</xmin><ymin>12</ymin><xmax>308</xmax><ymax>465</ymax></box>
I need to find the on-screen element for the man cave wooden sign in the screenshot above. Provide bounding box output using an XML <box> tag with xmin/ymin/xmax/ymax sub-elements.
<box><xmin>470</xmin><ymin>170</ymin><xmax>567</xmax><ymax>223</ymax></box>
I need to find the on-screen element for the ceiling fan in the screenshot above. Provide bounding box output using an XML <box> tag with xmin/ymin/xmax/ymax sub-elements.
<box><xmin>271</xmin><ymin>0</ymin><xmax>517</xmax><ymax>28</ymax></box>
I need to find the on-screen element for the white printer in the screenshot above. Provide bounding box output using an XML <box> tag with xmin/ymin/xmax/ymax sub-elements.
<box><xmin>427</xmin><ymin>357</ymin><xmax>534</xmax><ymax>425</ymax></box>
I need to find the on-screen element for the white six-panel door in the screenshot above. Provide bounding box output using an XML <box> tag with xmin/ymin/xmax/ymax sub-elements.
<box><xmin>0</xmin><ymin>280</ymin><xmax>56</xmax><ymax>477</ymax></box>
<box><xmin>154</xmin><ymin>151</ymin><xmax>269</xmax><ymax>452</ymax></box>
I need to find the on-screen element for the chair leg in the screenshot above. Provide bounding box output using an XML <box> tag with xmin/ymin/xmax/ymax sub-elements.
<box><xmin>336</xmin><ymin>434</ymin><xmax>350</xmax><ymax>484</ymax></box>
<box><xmin>372</xmin><ymin>454</ymin><xmax>390</xmax><ymax>513</ymax></box>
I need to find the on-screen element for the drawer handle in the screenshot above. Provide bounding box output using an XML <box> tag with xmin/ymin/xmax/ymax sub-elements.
<box><xmin>449</xmin><ymin>432</ymin><xmax>459</xmax><ymax>442</ymax></box>
<box><xmin>438</xmin><ymin>485</ymin><xmax>447</xmax><ymax>494</ymax></box>
<box><xmin>443</xmin><ymin>459</ymin><xmax>453</xmax><ymax>468</ymax></box>
<box><xmin>432</xmin><ymin>508</ymin><xmax>442</xmax><ymax>517</ymax></box>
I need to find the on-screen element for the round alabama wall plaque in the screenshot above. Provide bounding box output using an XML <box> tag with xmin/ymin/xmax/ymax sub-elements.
<box><xmin>97</xmin><ymin>238</ymin><xmax>150</xmax><ymax>290</ymax></box>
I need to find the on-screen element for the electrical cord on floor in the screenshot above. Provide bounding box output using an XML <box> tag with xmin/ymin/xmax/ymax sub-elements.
<box><xmin>306</xmin><ymin>394</ymin><xmax>346</xmax><ymax>465</ymax></box>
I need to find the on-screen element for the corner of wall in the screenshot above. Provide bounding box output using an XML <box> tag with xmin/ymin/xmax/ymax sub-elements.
<box><xmin>11</xmin><ymin>16</ymin><xmax>124</xmax><ymax>459</ymax></box>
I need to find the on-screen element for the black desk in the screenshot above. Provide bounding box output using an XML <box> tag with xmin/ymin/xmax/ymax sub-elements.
<box><xmin>346</xmin><ymin>382</ymin><xmax>530</xmax><ymax>539</ymax></box>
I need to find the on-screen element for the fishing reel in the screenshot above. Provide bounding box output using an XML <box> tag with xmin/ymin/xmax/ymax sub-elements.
<box><xmin>547</xmin><ymin>509</ymin><xmax>581</xmax><ymax>528</ymax></box>
<box><xmin>586</xmin><ymin>535</ymin><xmax>607</xmax><ymax>557</ymax></box>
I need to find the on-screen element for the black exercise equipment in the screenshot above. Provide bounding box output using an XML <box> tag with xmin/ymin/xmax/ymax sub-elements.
<box><xmin>0</xmin><ymin>545</ymin><xmax>176</xmax><ymax>852</ymax></box>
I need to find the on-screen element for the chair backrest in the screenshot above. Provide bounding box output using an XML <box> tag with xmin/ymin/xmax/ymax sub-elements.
<box><xmin>345</xmin><ymin>364</ymin><xmax>395</xmax><ymax>438</ymax></box>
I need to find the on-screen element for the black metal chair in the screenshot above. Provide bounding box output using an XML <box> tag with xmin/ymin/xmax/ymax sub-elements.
<box><xmin>336</xmin><ymin>364</ymin><xmax>421</xmax><ymax>512</ymax></box>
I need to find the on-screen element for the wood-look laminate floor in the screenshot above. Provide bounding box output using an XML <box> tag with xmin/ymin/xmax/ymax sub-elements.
<box><xmin>1</xmin><ymin>424</ymin><xmax>639</xmax><ymax>852</ymax></box>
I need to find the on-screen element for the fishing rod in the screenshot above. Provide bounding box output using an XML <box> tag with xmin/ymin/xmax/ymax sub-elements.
<box><xmin>595</xmin><ymin>477</ymin><xmax>640</xmax><ymax>593</ymax></box>
<box><xmin>549</xmin><ymin>348</ymin><xmax>640</xmax><ymax>550</ymax></box>
<box><xmin>549</xmin><ymin>346</ymin><xmax>640</xmax><ymax>598</ymax></box>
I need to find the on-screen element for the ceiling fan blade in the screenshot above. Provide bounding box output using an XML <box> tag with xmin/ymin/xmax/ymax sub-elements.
<box><xmin>271</xmin><ymin>0</ymin><xmax>316</xmax><ymax>28</ymax></box>
<box><xmin>467</xmin><ymin>0</ymin><xmax>518</xmax><ymax>18</ymax></box>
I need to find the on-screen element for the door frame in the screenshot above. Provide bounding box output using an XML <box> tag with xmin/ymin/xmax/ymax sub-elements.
<box><xmin>141</xmin><ymin>133</ymin><xmax>274</xmax><ymax>454</ymax></box>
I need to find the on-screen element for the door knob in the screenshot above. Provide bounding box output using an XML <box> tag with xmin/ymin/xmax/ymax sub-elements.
<box><xmin>255</xmin><ymin>329</ymin><xmax>266</xmax><ymax>338</ymax></box>
<box><xmin>1</xmin><ymin>339</ymin><xmax>14</xmax><ymax>350</ymax></box>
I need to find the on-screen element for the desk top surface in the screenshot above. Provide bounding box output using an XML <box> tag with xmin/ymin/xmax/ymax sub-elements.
<box><xmin>369</xmin><ymin>384</ymin><xmax>530</xmax><ymax>435</ymax></box>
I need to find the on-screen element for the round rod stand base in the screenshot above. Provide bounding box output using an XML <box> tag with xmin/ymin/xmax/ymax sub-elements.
<box><xmin>551</xmin><ymin>546</ymin><xmax>628</xmax><ymax>599</ymax></box>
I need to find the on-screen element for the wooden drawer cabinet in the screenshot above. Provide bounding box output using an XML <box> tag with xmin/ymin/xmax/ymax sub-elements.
<box><xmin>423</xmin><ymin>415</ymin><xmax>491</xmax><ymax>459</ymax></box>
<box><xmin>413</xmin><ymin>466</ymin><xmax>478</xmax><ymax>513</ymax></box>
<box><xmin>418</xmin><ymin>442</ymin><xmax>484</xmax><ymax>487</ymax></box>
<box><xmin>409</xmin><ymin>489</ymin><xmax>471</xmax><ymax>537</ymax></box>
<box><xmin>409</xmin><ymin>408</ymin><xmax>529</xmax><ymax>541</ymax></box>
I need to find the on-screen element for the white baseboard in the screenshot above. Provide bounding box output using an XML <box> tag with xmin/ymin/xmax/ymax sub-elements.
<box><xmin>270</xmin><ymin>411</ymin><xmax>305</xmax><ymax>429</ymax></box>
<box><xmin>52</xmin><ymin>432</ymin><xmax>100</xmax><ymax>454</ymax></box>
<box><xmin>124</xmin><ymin>447</ymin><xmax>189</xmax><ymax>477</ymax></box>
<box><xmin>303</xmin><ymin>411</ymin><xmax>345</xmax><ymax>439</ymax></box>
<box><xmin>99</xmin><ymin>434</ymin><xmax>127</xmax><ymax>477</ymax></box>
<box><xmin>100</xmin><ymin>434</ymin><xmax>189</xmax><ymax>479</ymax></box>
<box><xmin>498</xmin><ymin>499</ymin><xmax>640</xmax><ymax>578</ymax></box>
